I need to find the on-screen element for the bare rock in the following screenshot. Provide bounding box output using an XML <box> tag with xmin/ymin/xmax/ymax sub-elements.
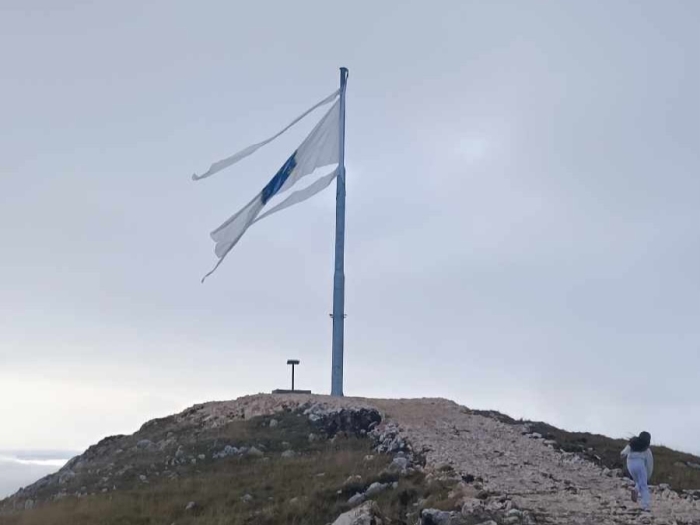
<box><xmin>247</xmin><ymin>447</ymin><xmax>264</xmax><ymax>458</ymax></box>
<box><xmin>347</xmin><ymin>492</ymin><xmax>366</xmax><ymax>507</ymax></box>
<box><xmin>365</xmin><ymin>482</ymin><xmax>388</xmax><ymax>498</ymax></box>
<box><xmin>136</xmin><ymin>439</ymin><xmax>154</xmax><ymax>450</ymax></box>
<box><xmin>421</xmin><ymin>508</ymin><xmax>460</xmax><ymax>525</ymax></box>
<box><xmin>387</xmin><ymin>457</ymin><xmax>410</xmax><ymax>474</ymax></box>
<box><xmin>213</xmin><ymin>445</ymin><xmax>239</xmax><ymax>459</ymax></box>
<box><xmin>332</xmin><ymin>501</ymin><xmax>382</xmax><ymax>525</ymax></box>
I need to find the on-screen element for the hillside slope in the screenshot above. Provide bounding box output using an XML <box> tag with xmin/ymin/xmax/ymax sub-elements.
<box><xmin>1</xmin><ymin>394</ymin><xmax>699</xmax><ymax>525</ymax></box>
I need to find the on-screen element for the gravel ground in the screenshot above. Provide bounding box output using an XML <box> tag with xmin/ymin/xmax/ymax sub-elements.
<box><xmin>373</xmin><ymin>398</ymin><xmax>700</xmax><ymax>525</ymax></box>
<box><xmin>217</xmin><ymin>394</ymin><xmax>700</xmax><ymax>525</ymax></box>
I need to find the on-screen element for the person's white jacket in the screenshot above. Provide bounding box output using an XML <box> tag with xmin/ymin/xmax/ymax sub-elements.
<box><xmin>621</xmin><ymin>444</ymin><xmax>654</xmax><ymax>480</ymax></box>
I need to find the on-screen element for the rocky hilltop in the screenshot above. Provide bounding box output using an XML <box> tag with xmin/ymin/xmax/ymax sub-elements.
<box><xmin>2</xmin><ymin>394</ymin><xmax>699</xmax><ymax>525</ymax></box>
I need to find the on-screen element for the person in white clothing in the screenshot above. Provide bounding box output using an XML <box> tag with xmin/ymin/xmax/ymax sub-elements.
<box><xmin>621</xmin><ymin>431</ymin><xmax>653</xmax><ymax>511</ymax></box>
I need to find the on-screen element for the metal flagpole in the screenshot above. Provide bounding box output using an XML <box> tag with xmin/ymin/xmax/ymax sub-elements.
<box><xmin>331</xmin><ymin>67</ymin><xmax>349</xmax><ymax>397</ymax></box>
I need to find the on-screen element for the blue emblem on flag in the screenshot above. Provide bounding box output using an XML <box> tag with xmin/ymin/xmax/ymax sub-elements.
<box><xmin>262</xmin><ymin>152</ymin><xmax>297</xmax><ymax>205</ymax></box>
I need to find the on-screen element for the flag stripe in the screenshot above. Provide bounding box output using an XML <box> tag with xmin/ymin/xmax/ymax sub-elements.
<box><xmin>254</xmin><ymin>168</ymin><xmax>338</xmax><ymax>224</ymax></box>
<box><xmin>261</xmin><ymin>152</ymin><xmax>297</xmax><ymax>205</ymax></box>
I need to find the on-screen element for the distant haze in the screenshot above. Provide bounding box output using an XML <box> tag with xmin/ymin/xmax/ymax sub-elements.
<box><xmin>1</xmin><ymin>0</ymin><xmax>698</xmax><ymax>498</ymax></box>
<box><xmin>0</xmin><ymin>451</ymin><xmax>74</xmax><ymax>499</ymax></box>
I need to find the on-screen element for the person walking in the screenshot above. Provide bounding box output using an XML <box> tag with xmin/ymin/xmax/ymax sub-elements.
<box><xmin>621</xmin><ymin>431</ymin><xmax>654</xmax><ymax>511</ymax></box>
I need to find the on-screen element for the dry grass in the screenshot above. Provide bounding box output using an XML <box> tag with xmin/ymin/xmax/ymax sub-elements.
<box><xmin>0</xmin><ymin>448</ymin><xmax>369</xmax><ymax>525</ymax></box>
<box><xmin>0</xmin><ymin>414</ymin><xmax>456</xmax><ymax>525</ymax></box>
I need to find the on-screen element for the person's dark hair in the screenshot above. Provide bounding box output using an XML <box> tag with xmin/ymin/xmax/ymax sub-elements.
<box><xmin>629</xmin><ymin>431</ymin><xmax>651</xmax><ymax>452</ymax></box>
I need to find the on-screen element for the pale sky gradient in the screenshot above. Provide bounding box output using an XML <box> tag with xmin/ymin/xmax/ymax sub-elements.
<box><xmin>1</xmin><ymin>0</ymin><xmax>699</xmax><ymax>469</ymax></box>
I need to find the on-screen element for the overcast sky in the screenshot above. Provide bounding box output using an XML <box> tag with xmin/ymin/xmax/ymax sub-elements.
<box><xmin>1</xmin><ymin>0</ymin><xmax>698</xmax><ymax>466</ymax></box>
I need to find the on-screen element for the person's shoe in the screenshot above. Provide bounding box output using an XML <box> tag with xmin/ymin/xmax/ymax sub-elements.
<box><xmin>631</xmin><ymin>489</ymin><xmax>638</xmax><ymax>503</ymax></box>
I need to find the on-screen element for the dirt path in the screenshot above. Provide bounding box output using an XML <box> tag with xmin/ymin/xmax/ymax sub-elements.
<box><xmin>181</xmin><ymin>394</ymin><xmax>700</xmax><ymax>524</ymax></box>
<box><xmin>374</xmin><ymin>398</ymin><xmax>700</xmax><ymax>525</ymax></box>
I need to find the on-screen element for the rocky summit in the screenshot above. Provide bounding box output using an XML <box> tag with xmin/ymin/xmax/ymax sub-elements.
<box><xmin>1</xmin><ymin>394</ymin><xmax>699</xmax><ymax>525</ymax></box>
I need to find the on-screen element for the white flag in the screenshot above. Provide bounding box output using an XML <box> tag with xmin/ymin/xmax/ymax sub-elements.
<box><xmin>192</xmin><ymin>90</ymin><xmax>339</xmax><ymax>181</ymax></box>
<box><xmin>199</xmin><ymin>95</ymin><xmax>340</xmax><ymax>281</ymax></box>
